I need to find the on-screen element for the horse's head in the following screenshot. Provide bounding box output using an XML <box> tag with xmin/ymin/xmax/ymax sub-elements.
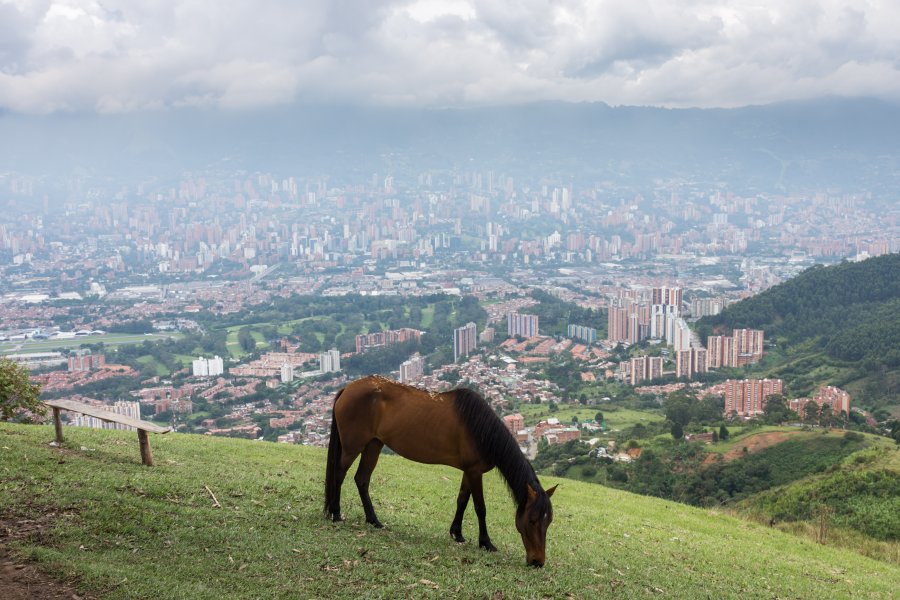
<box><xmin>515</xmin><ymin>482</ymin><xmax>557</xmax><ymax>567</ymax></box>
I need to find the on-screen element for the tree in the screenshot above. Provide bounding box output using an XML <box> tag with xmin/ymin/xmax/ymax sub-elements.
<box><xmin>671</xmin><ymin>422</ymin><xmax>684</xmax><ymax>440</ymax></box>
<box><xmin>594</xmin><ymin>411</ymin><xmax>604</xmax><ymax>424</ymax></box>
<box><xmin>0</xmin><ymin>359</ymin><xmax>43</xmax><ymax>421</ymax></box>
<box><xmin>712</xmin><ymin>430</ymin><xmax>719</xmax><ymax>443</ymax></box>
<box><xmin>803</xmin><ymin>401</ymin><xmax>820</xmax><ymax>425</ymax></box>
<box><xmin>237</xmin><ymin>327</ymin><xmax>256</xmax><ymax>353</ymax></box>
<box><xmin>889</xmin><ymin>420</ymin><xmax>900</xmax><ymax>445</ymax></box>
<box><xmin>665</xmin><ymin>395</ymin><xmax>692</xmax><ymax>428</ymax></box>
<box><xmin>763</xmin><ymin>394</ymin><xmax>793</xmax><ymax>425</ymax></box>
<box><xmin>719</xmin><ymin>424</ymin><xmax>730</xmax><ymax>440</ymax></box>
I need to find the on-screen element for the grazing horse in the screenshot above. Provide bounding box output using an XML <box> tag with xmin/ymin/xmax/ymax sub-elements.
<box><xmin>324</xmin><ymin>375</ymin><xmax>557</xmax><ymax>567</ymax></box>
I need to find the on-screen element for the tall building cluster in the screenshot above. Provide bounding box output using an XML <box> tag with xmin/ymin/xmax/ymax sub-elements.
<box><xmin>675</xmin><ymin>347</ymin><xmax>708</xmax><ymax>379</ymax></box>
<box><xmin>507</xmin><ymin>312</ymin><xmax>539</xmax><ymax>338</ymax></box>
<box><xmin>652</xmin><ymin>286</ymin><xmax>683</xmax><ymax>308</ymax></box>
<box><xmin>319</xmin><ymin>348</ymin><xmax>341</xmax><ymax>373</ymax></box>
<box><xmin>453</xmin><ymin>322</ymin><xmax>477</xmax><ymax>362</ymax></box>
<box><xmin>192</xmin><ymin>355</ymin><xmax>224</xmax><ymax>377</ymax></box>
<box><xmin>607</xmin><ymin>295</ymin><xmax>648</xmax><ymax>345</ymax></box>
<box><xmin>724</xmin><ymin>378</ymin><xmax>783</xmax><ymax>417</ymax></box>
<box><xmin>707</xmin><ymin>329</ymin><xmax>764</xmax><ymax>368</ymax></box>
<box><xmin>68</xmin><ymin>349</ymin><xmax>105</xmax><ymax>372</ymax></box>
<box><xmin>355</xmin><ymin>328</ymin><xmax>422</xmax><ymax>353</ymax></box>
<box><xmin>399</xmin><ymin>354</ymin><xmax>425</xmax><ymax>383</ymax></box>
<box><xmin>609</xmin><ymin>285</ymin><xmax>766</xmax><ymax>385</ymax></box>
<box><xmin>628</xmin><ymin>355</ymin><xmax>664</xmax><ymax>385</ymax></box>
<box><xmin>690</xmin><ymin>297</ymin><xmax>725</xmax><ymax>318</ymax></box>
<box><xmin>789</xmin><ymin>386</ymin><xmax>851</xmax><ymax>416</ymax></box>
<box><xmin>567</xmin><ymin>324</ymin><xmax>597</xmax><ymax>344</ymax></box>
<box><xmin>608</xmin><ymin>287</ymin><xmax>684</xmax><ymax>346</ymax></box>
<box><xmin>70</xmin><ymin>400</ymin><xmax>142</xmax><ymax>431</ymax></box>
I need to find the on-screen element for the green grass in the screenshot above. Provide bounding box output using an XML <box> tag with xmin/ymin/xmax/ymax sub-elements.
<box><xmin>135</xmin><ymin>355</ymin><xmax>170</xmax><ymax>377</ymax></box>
<box><xmin>735</xmin><ymin>443</ymin><xmax>900</xmax><ymax>563</ymax></box>
<box><xmin>517</xmin><ymin>403</ymin><xmax>663</xmax><ymax>432</ymax></box>
<box><xmin>1</xmin><ymin>423</ymin><xmax>897</xmax><ymax>599</ymax></box>
<box><xmin>419</xmin><ymin>306</ymin><xmax>435</xmax><ymax>328</ymax></box>
<box><xmin>705</xmin><ymin>425</ymin><xmax>800</xmax><ymax>454</ymax></box>
<box><xmin>135</xmin><ymin>353</ymin><xmax>195</xmax><ymax>376</ymax></box>
<box><xmin>0</xmin><ymin>333</ymin><xmax>181</xmax><ymax>355</ymax></box>
<box><xmin>173</xmin><ymin>353</ymin><xmax>198</xmax><ymax>368</ymax></box>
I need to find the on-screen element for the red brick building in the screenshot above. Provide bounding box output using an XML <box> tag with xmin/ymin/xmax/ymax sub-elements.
<box><xmin>724</xmin><ymin>378</ymin><xmax>783</xmax><ymax>417</ymax></box>
<box><xmin>503</xmin><ymin>413</ymin><xmax>525</xmax><ymax>437</ymax></box>
<box><xmin>789</xmin><ymin>385</ymin><xmax>851</xmax><ymax>416</ymax></box>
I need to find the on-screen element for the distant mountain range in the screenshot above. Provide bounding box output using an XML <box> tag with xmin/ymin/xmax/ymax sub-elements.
<box><xmin>2</xmin><ymin>97</ymin><xmax>900</xmax><ymax>193</ymax></box>
<box><xmin>697</xmin><ymin>253</ymin><xmax>900</xmax><ymax>414</ymax></box>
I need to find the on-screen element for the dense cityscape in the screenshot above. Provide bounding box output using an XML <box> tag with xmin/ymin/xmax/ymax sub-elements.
<box><xmin>2</xmin><ymin>167</ymin><xmax>897</xmax><ymax>451</ymax></box>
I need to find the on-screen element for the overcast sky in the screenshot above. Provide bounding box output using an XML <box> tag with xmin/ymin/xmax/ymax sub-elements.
<box><xmin>2</xmin><ymin>0</ymin><xmax>899</xmax><ymax>114</ymax></box>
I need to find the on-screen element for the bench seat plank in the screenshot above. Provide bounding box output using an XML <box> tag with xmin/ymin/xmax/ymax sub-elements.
<box><xmin>43</xmin><ymin>399</ymin><xmax>171</xmax><ymax>434</ymax></box>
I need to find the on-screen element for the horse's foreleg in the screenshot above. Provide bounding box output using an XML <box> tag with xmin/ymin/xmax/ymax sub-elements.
<box><xmin>449</xmin><ymin>474</ymin><xmax>471</xmax><ymax>543</ymax></box>
<box><xmin>468</xmin><ymin>470</ymin><xmax>497</xmax><ymax>552</ymax></box>
<box><xmin>355</xmin><ymin>439</ymin><xmax>384</xmax><ymax>528</ymax></box>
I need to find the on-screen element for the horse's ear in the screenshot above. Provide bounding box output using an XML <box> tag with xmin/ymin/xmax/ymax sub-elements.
<box><xmin>546</xmin><ymin>484</ymin><xmax>558</xmax><ymax>497</ymax></box>
<box><xmin>526</xmin><ymin>483</ymin><xmax>537</xmax><ymax>501</ymax></box>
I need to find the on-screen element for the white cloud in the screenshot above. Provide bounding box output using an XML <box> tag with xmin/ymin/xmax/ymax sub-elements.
<box><xmin>0</xmin><ymin>0</ymin><xmax>899</xmax><ymax>113</ymax></box>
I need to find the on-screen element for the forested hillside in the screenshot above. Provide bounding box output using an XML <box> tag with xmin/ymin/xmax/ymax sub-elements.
<box><xmin>697</xmin><ymin>253</ymin><xmax>900</xmax><ymax>411</ymax></box>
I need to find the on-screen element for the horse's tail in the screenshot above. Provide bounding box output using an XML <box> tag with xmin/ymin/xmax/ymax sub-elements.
<box><xmin>324</xmin><ymin>388</ymin><xmax>344</xmax><ymax>519</ymax></box>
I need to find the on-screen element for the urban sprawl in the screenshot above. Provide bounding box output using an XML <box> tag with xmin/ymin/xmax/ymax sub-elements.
<box><xmin>2</xmin><ymin>169</ymin><xmax>896</xmax><ymax>450</ymax></box>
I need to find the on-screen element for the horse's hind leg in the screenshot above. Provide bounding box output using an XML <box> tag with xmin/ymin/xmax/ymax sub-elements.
<box><xmin>449</xmin><ymin>474</ymin><xmax>471</xmax><ymax>543</ymax></box>
<box><xmin>330</xmin><ymin>439</ymin><xmax>368</xmax><ymax>522</ymax></box>
<box><xmin>355</xmin><ymin>439</ymin><xmax>385</xmax><ymax>528</ymax></box>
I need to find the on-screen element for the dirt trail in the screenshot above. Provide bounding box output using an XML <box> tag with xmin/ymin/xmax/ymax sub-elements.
<box><xmin>704</xmin><ymin>430</ymin><xmax>805</xmax><ymax>464</ymax></box>
<box><xmin>0</xmin><ymin>513</ymin><xmax>97</xmax><ymax>600</ymax></box>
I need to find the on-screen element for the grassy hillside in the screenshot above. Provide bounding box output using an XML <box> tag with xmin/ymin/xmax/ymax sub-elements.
<box><xmin>697</xmin><ymin>253</ymin><xmax>900</xmax><ymax>411</ymax></box>
<box><xmin>736</xmin><ymin>442</ymin><xmax>900</xmax><ymax>562</ymax></box>
<box><xmin>1</xmin><ymin>423</ymin><xmax>898</xmax><ymax>599</ymax></box>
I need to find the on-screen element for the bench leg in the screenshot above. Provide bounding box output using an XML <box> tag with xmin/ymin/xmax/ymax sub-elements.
<box><xmin>138</xmin><ymin>429</ymin><xmax>154</xmax><ymax>466</ymax></box>
<box><xmin>53</xmin><ymin>407</ymin><xmax>64</xmax><ymax>444</ymax></box>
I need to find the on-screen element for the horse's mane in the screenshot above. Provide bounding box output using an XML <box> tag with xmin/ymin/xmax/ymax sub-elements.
<box><xmin>452</xmin><ymin>387</ymin><xmax>549</xmax><ymax>513</ymax></box>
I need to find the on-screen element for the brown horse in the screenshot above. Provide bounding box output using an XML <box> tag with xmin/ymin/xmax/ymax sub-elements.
<box><xmin>324</xmin><ymin>375</ymin><xmax>557</xmax><ymax>567</ymax></box>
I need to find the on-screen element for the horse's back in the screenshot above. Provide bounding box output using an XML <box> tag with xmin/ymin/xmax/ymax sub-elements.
<box><xmin>334</xmin><ymin>376</ymin><xmax>480</xmax><ymax>470</ymax></box>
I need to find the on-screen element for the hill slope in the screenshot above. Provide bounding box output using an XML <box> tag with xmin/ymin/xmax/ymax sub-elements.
<box><xmin>697</xmin><ymin>253</ymin><xmax>900</xmax><ymax>411</ymax></box>
<box><xmin>1</xmin><ymin>424</ymin><xmax>897</xmax><ymax>599</ymax></box>
<box><xmin>736</xmin><ymin>442</ymin><xmax>900</xmax><ymax>560</ymax></box>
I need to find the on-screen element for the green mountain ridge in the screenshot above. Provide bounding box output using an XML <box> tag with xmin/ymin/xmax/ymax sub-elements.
<box><xmin>1</xmin><ymin>423</ymin><xmax>897</xmax><ymax>599</ymax></box>
<box><xmin>697</xmin><ymin>253</ymin><xmax>900</xmax><ymax>412</ymax></box>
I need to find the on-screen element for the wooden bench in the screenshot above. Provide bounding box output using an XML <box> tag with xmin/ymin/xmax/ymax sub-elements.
<box><xmin>44</xmin><ymin>399</ymin><xmax>172</xmax><ymax>466</ymax></box>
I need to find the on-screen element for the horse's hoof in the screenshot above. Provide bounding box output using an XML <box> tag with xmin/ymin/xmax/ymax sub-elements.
<box><xmin>332</xmin><ymin>515</ymin><xmax>344</xmax><ymax>523</ymax></box>
<box><xmin>450</xmin><ymin>532</ymin><xmax>466</xmax><ymax>544</ymax></box>
<box><xmin>480</xmin><ymin>541</ymin><xmax>498</xmax><ymax>552</ymax></box>
<box><xmin>369</xmin><ymin>520</ymin><xmax>384</xmax><ymax>529</ymax></box>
